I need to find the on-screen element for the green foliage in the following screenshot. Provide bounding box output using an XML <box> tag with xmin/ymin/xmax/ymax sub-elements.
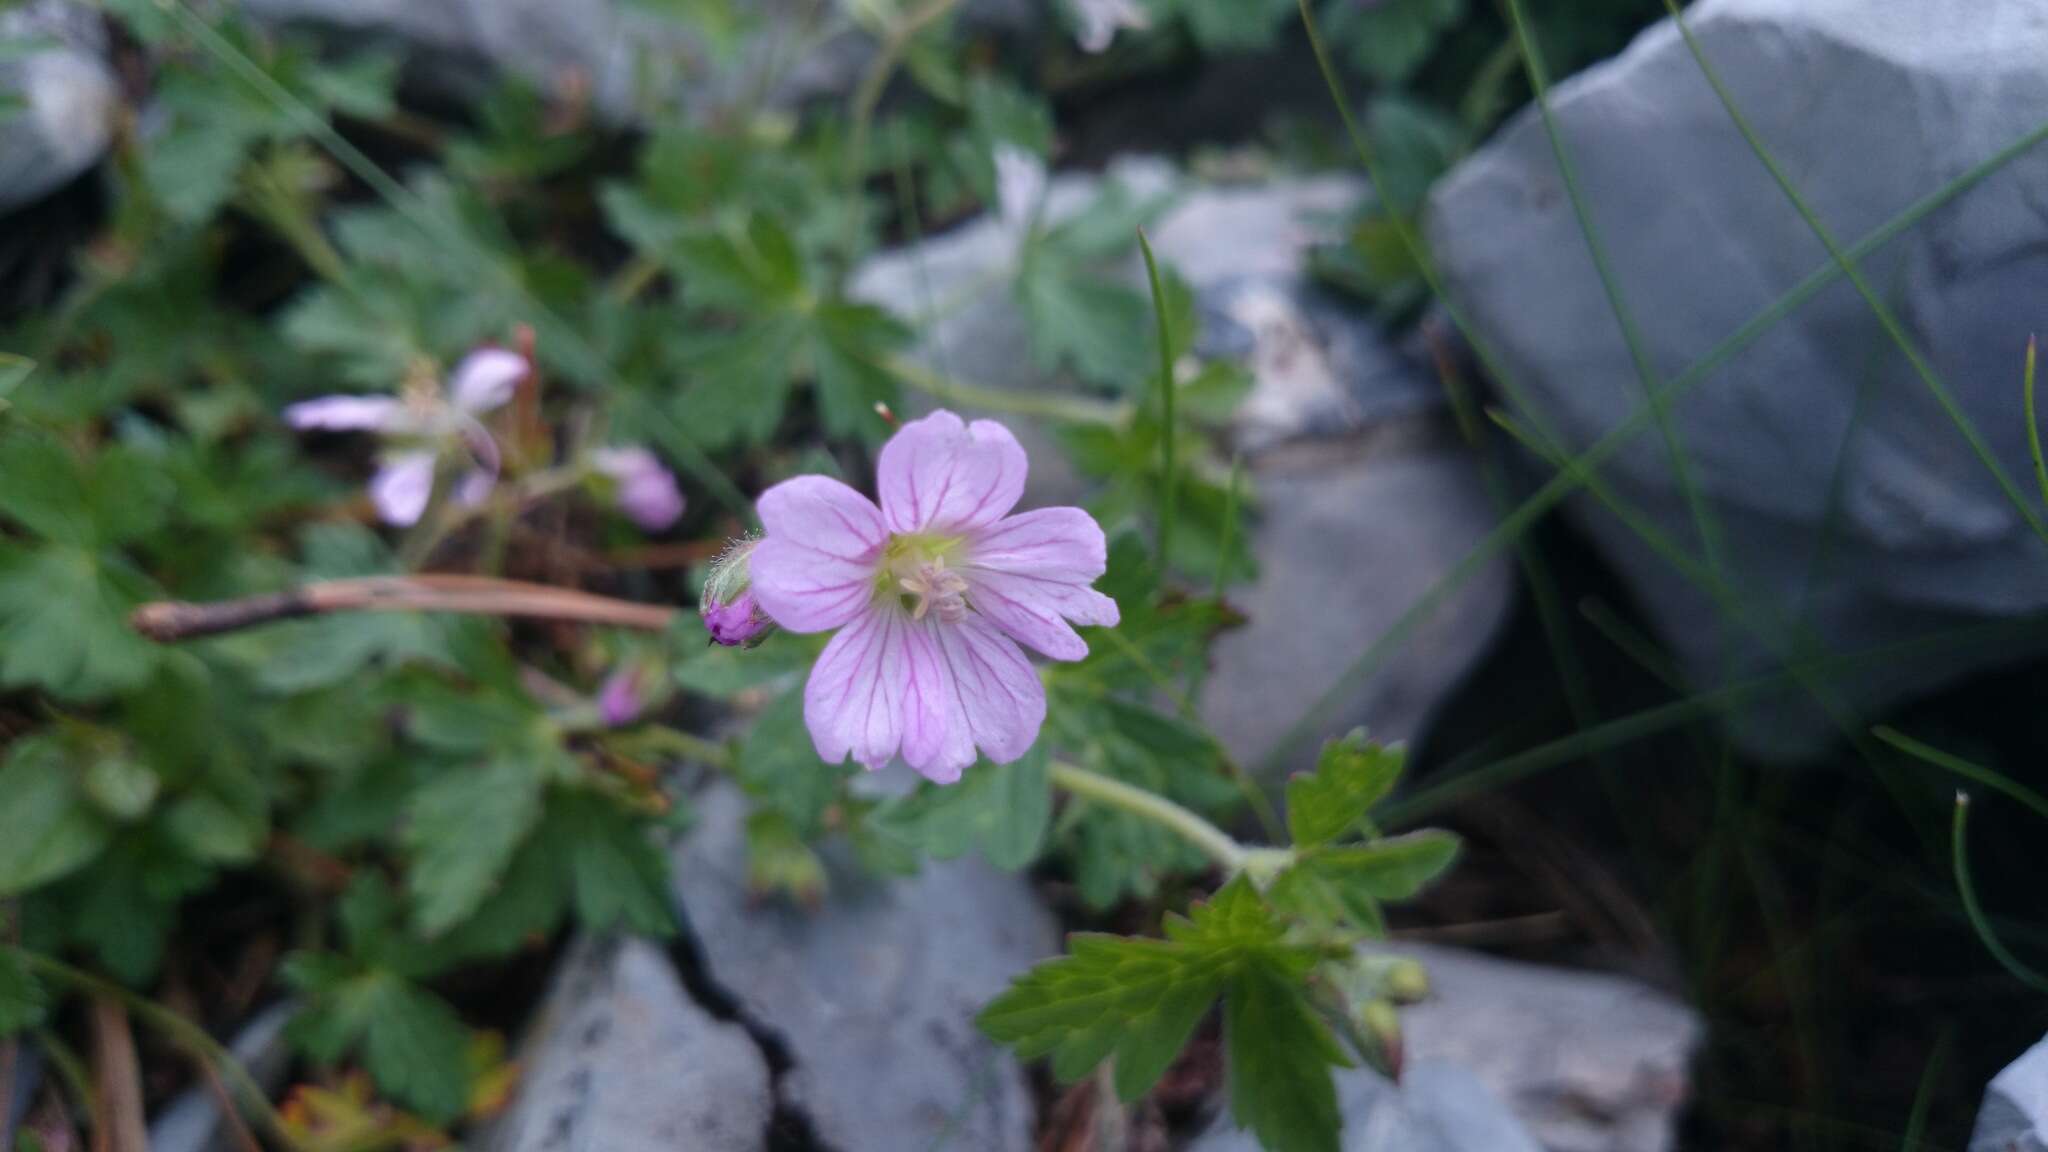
<box><xmin>871</xmin><ymin>746</ymin><xmax>1053</xmax><ymax>871</ymax></box>
<box><xmin>1285</xmin><ymin>729</ymin><xmax>1403</xmax><ymax>847</ymax></box>
<box><xmin>285</xmin><ymin>878</ymin><xmax>476</xmax><ymax>1123</ymax></box>
<box><xmin>982</xmin><ymin>879</ymin><xmax>1349</xmax><ymax>1150</ymax></box>
<box><xmin>0</xmin><ymin>949</ymin><xmax>47</xmax><ymax>1038</ymax></box>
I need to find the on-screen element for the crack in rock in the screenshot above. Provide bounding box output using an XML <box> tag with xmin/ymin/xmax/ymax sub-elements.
<box><xmin>662</xmin><ymin>919</ymin><xmax>841</xmax><ymax>1152</ymax></box>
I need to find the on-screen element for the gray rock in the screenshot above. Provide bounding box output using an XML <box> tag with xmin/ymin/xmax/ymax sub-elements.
<box><xmin>145</xmin><ymin>1002</ymin><xmax>296</xmax><ymax>1152</ymax></box>
<box><xmin>1425</xmin><ymin>0</ymin><xmax>2048</xmax><ymax>759</ymax></box>
<box><xmin>0</xmin><ymin>2</ymin><xmax>117</xmax><ymax>213</ymax></box>
<box><xmin>1188</xmin><ymin>1060</ymin><xmax>1544</xmax><ymax>1152</ymax></box>
<box><xmin>1386</xmin><ymin>944</ymin><xmax>1699</xmax><ymax>1152</ymax></box>
<box><xmin>1972</xmin><ymin>1034</ymin><xmax>2048</xmax><ymax>1152</ymax></box>
<box><xmin>240</xmin><ymin>0</ymin><xmax>1032</xmax><ymax>123</ymax></box>
<box><xmin>668</xmin><ymin>782</ymin><xmax>1058</xmax><ymax>1152</ymax></box>
<box><xmin>856</xmin><ymin>160</ymin><xmax>1514</xmax><ymax>769</ymax></box>
<box><xmin>488</xmin><ymin>935</ymin><xmax>772</xmax><ymax>1152</ymax></box>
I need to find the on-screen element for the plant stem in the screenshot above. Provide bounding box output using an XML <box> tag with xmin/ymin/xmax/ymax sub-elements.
<box><xmin>1048</xmin><ymin>760</ymin><xmax>1246</xmax><ymax>872</ymax></box>
<box><xmin>133</xmin><ymin>575</ymin><xmax>678</xmax><ymax>642</ymax></box>
<box><xmin>887</xmin><ymin>355</ymin><xmax>1127</xmax><ymax>426</ymax></box>
<box><xmin>20</xmin><ymin>953</ymin><xmax>310</xmax><ymax>1152</ymax></box>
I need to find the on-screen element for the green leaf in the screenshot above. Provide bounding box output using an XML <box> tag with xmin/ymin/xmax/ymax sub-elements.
<box><xmin>1223</xmin><ymin>961</ymin><xmax>1348</xmax><ymax>1152</ymax></box>
<box><xmin>872</xmin><ymin>747</ymin><xmax>1052</xmax><ymax>871</ymax></box>
<box><xmin>83</xmin><ymin>756</ymin><xmax>160</xmax><ymax>823</ymax></box>
<box><xmin>0</xmin><ymin>544</ymin><xmax>160</xmax><ymax>699</ymax></box>
<box><xmin>980</xmin><ymin>879</ymin><xmax>1319</xmax><ymax>1102</ymax></box>
<box><xmin>285</xmin><ymin>963</ymin><xmax>473</xmax><ymax>1123</ymax></box>
<box><xmin>1017</xmin><ymin>258</ymin><xmax>1152</xmax><ymax>389</ymax></box>
<box><xmin>1285</xmin><ymin>730</ymin><xmax>1404</xmax><ymax>847</ymax></box>
<box><xmin>0</xmin><ymin>738</ymin><xmax>112</xmax><ymax>896</ymax></box>
<box><xmin>735</xmin><ymin>689</ymin><xmax>854</xmax><ymax>836</ymax></box>
<box><xmin>810</xmin><ymin>299</ymin><xmax>908</xmax><ymax>442</ymax></box>
<box><xmin>0</xmin><ymin>948</ymin><xmax>48</xmax><ymax>1037</ymax></box>
<box><xmin>404</xmin><ymin>756</ymin><xmax>546</xmax><ymax>936</ymax></box>
<box><xmin>555</xmin><ymin>790</ymin><xmax>677</xmax><ymax>938</ymax></box>
<box><xmin>1305</xmin><ymin>832</ymin><xmax>1461</xmax><ymax>901</ymax></box>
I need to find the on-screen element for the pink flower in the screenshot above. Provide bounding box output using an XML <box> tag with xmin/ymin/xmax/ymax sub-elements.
<box><xmin>285</xmin><ymin>348</ymin><xmax>527</xmax><ymax>526</ymax></box>
<box><xmin>592</xmin><ymin>446</ymin><xmax>685</xmax><ymax>532</ymax></box>
<box><xmin>749</xmin><ymin>410</ymin><xmax>1119</xmax><ymax>784</ymax></box>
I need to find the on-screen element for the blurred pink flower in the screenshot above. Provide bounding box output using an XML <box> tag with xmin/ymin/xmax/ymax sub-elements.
<box><xmin>1070</xmin><ymin>0</ymin><xmax>1148</xmax><ymax>53</ymax></box>
<box><xmin>597</xmin><ymin>664</ymin><xmax>647</xmax><ymax>727</ymax></box>
<box><xmin>592</xmin><ymin>446</ymin><xmax>685</xmax><ymax>532</ymax></box>
<box><xmin>285</xmin><ymin>347</ymin><xmax>527</xmax><ymax>526</ymax></box>
<box><xmin>749</xmin><ymin>410</ymin><xmax>1119</xmax><ymax>784</ymax></box>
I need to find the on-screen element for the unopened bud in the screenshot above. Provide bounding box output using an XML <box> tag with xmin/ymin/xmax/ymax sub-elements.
<box><xmin>1384</xmin><ymin>958</ymin><xmax>1430</xmax><ymax>1005</ymax></box>
<box><xmin>702</xmin><ymin>537</ymin><xmax>773</xmax><ymax>648</ymax></box>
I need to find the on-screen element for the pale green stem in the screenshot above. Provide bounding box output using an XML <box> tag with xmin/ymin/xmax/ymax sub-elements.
<box><xmin>1048</xmin><ymin>760</ymin><xmax>1247</xmax><ymax>872</ymax></box>
<box><xmin>888</xmin><ymin>355</ymin><xmax>1127</xmax><ymax>425</ymax></box>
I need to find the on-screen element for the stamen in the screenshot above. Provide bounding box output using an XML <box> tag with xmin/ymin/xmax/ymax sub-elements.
<box><xmin>898</xmin><ymin>557</ymin><xmax>970</xmax><ymax>623</ymax></box>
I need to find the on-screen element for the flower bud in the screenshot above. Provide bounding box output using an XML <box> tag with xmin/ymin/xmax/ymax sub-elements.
<box><xmin>701</xmin><ymin>537</ymin><xmax>773</xmax><ymax>648</ymax></box>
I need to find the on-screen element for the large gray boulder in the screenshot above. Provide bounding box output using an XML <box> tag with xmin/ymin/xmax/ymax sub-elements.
<box><xmin>1426</xmin><ymin>0</ymin><xmax>2048</xmax><ymax>759</ymax></box>
<box><xmin>1972</xmin><ymin>1035</ymin><xmax>2048</xmax><ymax>1152</ymax></box>
<box><xmin>0</xmin><ymin>2</ymin><xmax>117</xmax><ymax>213</ymax></box>
<box><xmin>856</xmin><ymin>160</ymin><xmax>1515</xmax><ymax>772</ymax></box>
<box><xmin>666</xmin><ymin>783</ymin><xmax>1058</xmax><ymax>1152</ymax></box>
<box><xmin>239</xmin><ymin>0</ymin><xmax>1032</xmax><ymax>122</ymax></box>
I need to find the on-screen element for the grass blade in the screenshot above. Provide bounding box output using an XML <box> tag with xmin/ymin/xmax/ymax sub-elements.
<box><xmin>1137</xmin><ymin>228</ymin><xmax>1177</xmax><ymax>578</ymax></box>
<box><xmin>1951</xmin><ymin>792</ymin><xmax>2048</xmax><ymax>992</ymax></box>
<box><xmin>1872</xmin><ymin>727</ymin><xmax>2048</xmax><ymax>825</ymax></box>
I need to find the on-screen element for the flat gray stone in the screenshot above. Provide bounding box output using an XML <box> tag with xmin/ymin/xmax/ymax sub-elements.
<box><xmin>0</xmin><ymin>2</ymin><xmax>117</xmax><ymax>213</ymax></box>
<box><xmin>1972</xmin><ymin>1034</ymin><xmax>2048</xmax><ymax>1152</ymax></box>
<box><xmin>488</xmin><ymin>935</ymin><xmax>772</xmax><ymax>1152</ymax></box>
<box><xmin>856</xmin><ymin>161</ymin><xmax>1514</xmax><ymax>771</ymax></box>
<box><xmin>1187</xmin><ymin>1060</ymin><xmax>1544</xmax><ymax>1152</ymax></box>
<box><xmin>668</xmin><ymin>783</ymin><xmax>1057</xmax><ymax>1152</ymax></box>
<box><xmin>1426</xmin><ymin>0</ymin><xmax>2048</xmax><ymax>759</ymax></box>
<box><xmin>1386</xmin><ymin>944</ymin><xmax>1699</xmax><ymax>1152</ymax></box>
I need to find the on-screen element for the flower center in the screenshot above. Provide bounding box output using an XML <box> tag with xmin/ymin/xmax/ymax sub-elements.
<box><xmin>883</xmin><ymin>535</ymin><xmax>969</xmax><ymax>622</ymax></box>
<box><xmin>898</xmin><ymin>557</ymin><xmax>969</xmax><ymax>623</ymax></box>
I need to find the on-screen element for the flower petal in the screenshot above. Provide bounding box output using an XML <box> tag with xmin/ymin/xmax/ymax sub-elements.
<box><xmin>876</xmin><ymin>410</ymin><xmax>1028</xmax><ymax>536</ymax></box>
<box><xmin>369</xmin><ymin>452</ymin><xmax>436</xmax><ymax>527</ymax></box>
<box><xmin>898</xmin><ymin>616</ymin><xmax>976</xmax><ymax>784</ymax></box>
<box><xmin>934</xmin><ymin>614</ymin><xmax>1046</xmax><ymax>766</ymax></box>
<box><xmin>961</xmin><ymin>507</ymin><xmax>1119</xmax><ymax>659</ymax></box>
<box><xmin>751</xmin><ymin>476</ymin><xmax>888</xmax><ymax>633</ymax></box>
<box><xmin>284</xmin><ymin>395</ymin><xmax>405</xmax><ymax>432</ymax></box>
<box><xmin>757</xmin><ymin>475</ymin><xmax>887</xmax><ymax>560</ymax></box>
<box><xmin>804</xmin><ymin>606</ymin><xmax>907</xmax><ymax>771</ymax></box>
<box><xmin>448</xmin><ymin>348</ymin><xmax>527</xmax><ymax>412</ymax></box>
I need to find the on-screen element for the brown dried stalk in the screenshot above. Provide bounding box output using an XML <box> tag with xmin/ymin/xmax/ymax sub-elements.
<box><xmin>132</xmin><ymin>575</ymin><xmax>678</xmax><ymax>643</ymax></box>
